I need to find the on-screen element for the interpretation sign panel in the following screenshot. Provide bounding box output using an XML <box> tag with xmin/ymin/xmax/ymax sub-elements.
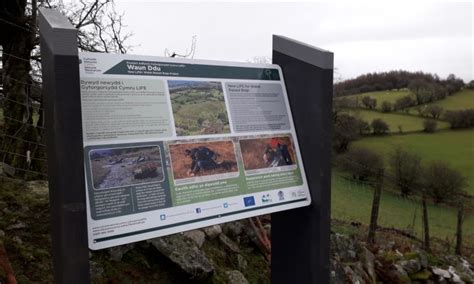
<box><xmin>79</xmin><ymin>53</ymin><xmax>311</xmax><ymax>249</ymax></box>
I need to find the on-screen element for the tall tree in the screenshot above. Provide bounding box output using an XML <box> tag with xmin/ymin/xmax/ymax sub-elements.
<box><xmin>0</xmin><ymin>0</ymin><xmax>131</xmax><ymax>178</ymax></box>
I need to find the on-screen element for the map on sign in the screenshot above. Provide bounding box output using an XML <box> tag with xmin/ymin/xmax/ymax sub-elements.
<box><xmin>79</xmin><ymin>53</ymin><xmax>311</xmax><ymax>250</ymax></box>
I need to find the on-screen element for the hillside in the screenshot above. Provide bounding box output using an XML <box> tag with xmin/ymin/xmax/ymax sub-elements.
<box><xmin>353</xmin><ymin>130</ymin><xmax>474</xmax><ymax>195</ymax></box>
<box><xmin>332</xmin><ymin>173</ymin><xmax>474</xmax><ymax>247</ymax></box>
<box><xmin>407</xmin><ymin>89</ymin><xmax>474</xmax><ymax>114</ymax></box>
<box><xmin>333</xmin><ymin>82</ymin><xmax>474</xmax><ymax>264</ymax></box>
<box><xmin>337</xmin><ymin>90</ymin><xmax>413</xmax><ymax>110</ymax></box>
<box><xmin>346</xmin><ymin>109</ymin><xmax>450</xmax><ymax>133</ymax></box>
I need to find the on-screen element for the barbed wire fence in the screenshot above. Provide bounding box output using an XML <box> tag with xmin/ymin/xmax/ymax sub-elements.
<box><xmin>0</xmin><ymin>29</ymin><xmax>48</xmax><ymax>180</ymax></box>
<box><xmin>334</xmin><ymin>153</ymin><xmax>473</xmax><ymax>252</ymax></box>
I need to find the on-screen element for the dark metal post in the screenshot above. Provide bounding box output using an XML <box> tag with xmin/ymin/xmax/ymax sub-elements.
<box><xmin>39</xmin><ymin>8</ymin><xmax>90</xmax><ymax>283</ymax></box>
<box><xmin>272</xmin><ymin>35</ymin><xmax>333</xmax><ymax>284</ymax></box>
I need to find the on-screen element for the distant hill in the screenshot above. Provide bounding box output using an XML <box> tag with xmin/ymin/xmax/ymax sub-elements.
<box><xmin>334</xmin><ymin>70</ymin><xmax>465</xmax><ymax>98</ymax></box>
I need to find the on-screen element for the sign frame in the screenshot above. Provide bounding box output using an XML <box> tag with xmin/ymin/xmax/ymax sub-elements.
<box><xmin>79</xmin><ymin>52</ymin><xmax>312</xmax><ymax>250</ymax></box>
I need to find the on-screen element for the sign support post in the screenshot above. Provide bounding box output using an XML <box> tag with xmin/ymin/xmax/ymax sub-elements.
<box><xmin>272</xmin><ymin>35</ymin><xmax>333</xmax><ymax>284</ymax></box>
<box><xmin>39</xmin><ymin>8</ymin><xmax>90</xmax><ymax>283</ymax></box>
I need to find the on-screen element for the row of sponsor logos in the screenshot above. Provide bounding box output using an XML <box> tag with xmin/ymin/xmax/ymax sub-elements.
<box><xmin>158</xmin><ymin>189</ymin><xmax>306</xmax><ymax>221</ymax></box>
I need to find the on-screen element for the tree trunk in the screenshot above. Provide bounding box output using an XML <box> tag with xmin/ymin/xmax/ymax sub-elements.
<box><xmin>422</xmin><ymin>190</ymin><xmax>431</xmax><ymax>252</ymax></box>
<box><xmin>455</xmin><ymin>197</ymin><xmax>464</xmax><ymax>255</ymax></box>
<box><xmin>1</xmin><ymin>28</ymin><xmax>44</xmax><ymax>179</ymax></box>
<box><xmin>368</xmin><ymin>168</ymin><xmax>384</xmax><ymax>244</ymax></box>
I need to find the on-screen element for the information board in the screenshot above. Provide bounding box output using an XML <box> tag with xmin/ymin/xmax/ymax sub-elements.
<box><xmin>79</xmin><ymin>53</ymin><xmax>311</xmax><ymax>249</ymax></box>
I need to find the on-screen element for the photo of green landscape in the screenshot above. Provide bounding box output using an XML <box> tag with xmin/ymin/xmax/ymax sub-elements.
<box><xmin>168</xmin><ymin>80</ymin><xmax>230</xmax><ymax>136</ymax></box>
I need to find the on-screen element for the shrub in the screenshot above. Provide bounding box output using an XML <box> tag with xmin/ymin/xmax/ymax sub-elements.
<box><xmin>425</xmin><ymin>105</ymin><xmax>443</xmax><ymax>118</ymax></box>
<box><xmin>371</xmin><ymin>118</ymin><xmax>389</xmax><ymax>135</ymax></box>
<box><xmin>394</xmin><ymin>95</ymin><xmax>416</xmax><ymax>111</ymax></box>
<box><xmin>361</xmin><ymin>96</ymin><xmax>377</xmax><ymax>109</ymax></box>
<box><xmin>381</xmin><ymin>101</ymin><xmax>392</xmax><ymax>113</ymax></box>
<box><xmin>333</xmin><ymin>114</ymin><xmax>360</xmax><ymax>153</ymax></box>
<box><xmin>423</xmin><ymin>119</ymin><xmax>437</xmax><ymax>133</ymax></box>
<box><xmin>422</xmin><ymin>161</ymin><xmax>466</xmax><ymax>204</ymax></box>
<box><xmin>357</xmin><ymin>119</ymin><xmax>371</xmax><ymax>135</ymax></box>
<box><xmin>390</xmin><ymin>147</ymin><xmax>421</xmax><ymax>196</ymax></box>
<box><xmin>445</xmin><ymin>109</ymin><xmax>474</xmax><ymax>129</ymax></box>
<box><xmin>340</xmin><ymin>147</ymin><xmax>383</xmax><ymax>181</ymax></box>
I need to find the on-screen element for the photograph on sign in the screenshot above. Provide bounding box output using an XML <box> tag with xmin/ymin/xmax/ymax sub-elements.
<box><xmin>239</xmin><ymin>135</ymin><xmax>297</xmax><ymax>174</ymax></box>
<box><xmin>89</xmin><ymin>145</ymin><xmax>164</xmax><ymax>190</ymax></box>
<box><xmin>168</xmin><ymin>140</ymin><xmax>239</xmax><ymax>183</ymax></box>
<box><xmin>168</xmin><ymin>80</ymin><xmax>230</xmax><ymax>136</ymax></box>
<box><xmin>79</xmin><ymin>53</ymin><xmax>311</xmax><ymax>249</ymax></box>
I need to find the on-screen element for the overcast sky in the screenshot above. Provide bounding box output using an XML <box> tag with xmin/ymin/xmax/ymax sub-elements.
<box><xmin>115</xmin><ymin>1</ymin><xmax>473</xmax><ymax>82</ymax></box>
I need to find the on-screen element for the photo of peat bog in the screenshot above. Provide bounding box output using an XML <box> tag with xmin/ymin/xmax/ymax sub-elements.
<box><xmin>89</xmin><ymin>146</ymin><xmax>164</xmax><ymax>189</ymax></box>
<box><xmin>168</xmin><ymin>80</ymin><xmax>230</xmax><ymax>136</ymax></box>
<box><xmin>169</xmin><ymin>140</ymin><xmax>238</xmax><ymax>179</ymax></box>
<box><xmin>239</xmin><ymin>136</ymin><xmax>297</xmax><ymax>171</ymax></box>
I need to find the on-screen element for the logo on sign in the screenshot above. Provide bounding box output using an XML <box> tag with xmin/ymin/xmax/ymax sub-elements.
<box><xmin>278</xmin><ymin>191</ymin><xmax>285</xmax><ymax>201</ymax></box>
<box><xmin>243</xmin><ymin>196</ymin><xmax>256</xmax><ymax>207</ymax></box>
<box><xmin>261</xmin><ymin>194</ymin><xmax>272</xmax><ymax>203</ymax></box>
<box><xmin>160</xmin><ymin>214</ymin><xmax>166</xmax><ymax>221</ymax></box>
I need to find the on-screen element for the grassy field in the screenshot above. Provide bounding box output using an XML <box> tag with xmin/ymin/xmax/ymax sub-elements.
<box><xmin>353</xmin><ymin>129</ymin><xmax>474</xmax><ymax>195</ymax></box>
<box><xmin>332</xmin><ymin>173</ymin><xmax>474</xmax><ymax>247</ymax></box>
<box><xmin>337</xmin><ymin>90</ymin><xmax>413</xmax><ymax>110</ymax></box>
<box><xmin>346</xmin><ymin>109</ymin><xmax>450</xmax><ymax>132</ymax></box>
<box><xmin>408</xmin><ymin>89</ymin><xmax>474</xmax><ymax>113</ymax></box>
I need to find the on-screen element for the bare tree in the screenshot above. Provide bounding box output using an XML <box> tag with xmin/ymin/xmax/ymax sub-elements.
<box><xmin>0</xmin><ymin>0</ymin><xmax>132</xmax><ymax>178</ymax></box>
<box><xmin>164</xmin><ymin>35</ymin><xmax>197</xmax><ymax>58</ymax></box>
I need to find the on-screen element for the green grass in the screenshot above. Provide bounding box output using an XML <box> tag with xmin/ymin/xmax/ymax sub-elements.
<box><xmin>353</xmin><ymin>129</ymin><xmax>474</xmax><ymax>195</ymax></box>
<box><xmin>332</xmin><ymin>173</ymin><xmax>474</xmax><ymax>247</ymax></box>
<box><xmin>347</xmin><ymin>109</ymin><xmax>450</xmax><ymax>133</ymax></box>
<box><xmin>337</xmin><ymin>90</ymin><xmax>413</xmax><ymax>110</ymax></box>
<box><xmin>409</xmin><ymin>89</ymin><xmax>474</xmax><ymax>113</ymax></box>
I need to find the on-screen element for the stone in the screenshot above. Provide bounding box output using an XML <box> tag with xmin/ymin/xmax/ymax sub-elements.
<box><xmin>432</xmin><ymin>267</ymin><xmax>451</xmax><ymax>279</ymax></box>
<box><xmin>0</xmin><ymin>230</ymin><xmax>5</xmax><ymax>238</ymax></box>
<box><xmin>219</xmin><ymin>233</ymin><xmax>240</xmax><ymax>253</ymax></box>
<box><xmin>108</xmin><ymin>243</ymin><xmax>135</xmax><ymax>262</ymax></box>
<box><xmin>330</xmin><ymin>233</ymin><xmax>359</xmax><ymax>262</ymax></box>
<box><xmin>391</xmin><ymin>264</ymin><xmax>410</xmax><ymax>284</ymax></box>
<box><xmin>222</xmin><ymin>221</ymin><xmax>244</xmax><ymax>238</ymax></box>
<box><xmin>409</xmin><ymin>269</ymin><xmax>432</xmax><ymax>281</ymax></box>
<box><xmin>148</xmin><ymin>235</ymin><xmax>214</xmax><ymax>279</ymax></box>
<box><xmin>358</xmin><ymin>247</ymin><xmax>376</xmax><ymax>284</ymax></box>
<box><xmin>417</xmin><ymin>250</ymin><xmax>429</xmax><ymax>269</ymax></box>
<box><xmin>351</xmin><ymin>262</ymin><xmax>369</xmax><ymax>284</ymax></box>
<box><xmin>399</xmin><ymin>259</ymin><xmax>421</xmax><ymax>274</ymax></box>
<box><xmin>0</xmin><ymin>162</ymin><xmax>15</xmax><ymax>177</ymax></box>
<box><xmin>89</xmin><ymin>260</ymin><xmax>104</xmax><ymax>279</ymax></box>
<box><xmin>25</xmin><ymin>180</ymin><xmax>49</xmax><ymax>196</ymax></box>
<box><xmin>12</xmin><ymin>236</ymin><xmax>22</xmax><ymax>245</ymax></box>
<box><xmin>455</xmin><ymin>258</ymin><xmax>474</xmax><ymax>283</ymax></box>
<box><xmin>183</xmin><ymin>230</ymin><xmax>206</xmax><ymax>248</ymax></box>
<box><xmin>203</xmin><ymin>225</ymin><xmax>222</xmax><ymax>239</ymax></box>
<box><xmin>448</xmin><ymin>266</ymin><xmax>465</xmax><ymax>284</ymax></box>
<box><xmin>225</xmin><ymin>270</ymin><xmax>249</xmax><ymax>284</ymax></box>
<box><xmin>236</xmin><ymin>254</ymin><xmax>248</xmax><ymax>271</ymax></box>
<box><xmin>6</xmin><ymin>221</ymin><xmax>27</xmax><ymax>230</ymax></box>
<box><xmin>331</xmin><ymin>259</ymin><xmax>348</xmax><ymax>283</ymax></box>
